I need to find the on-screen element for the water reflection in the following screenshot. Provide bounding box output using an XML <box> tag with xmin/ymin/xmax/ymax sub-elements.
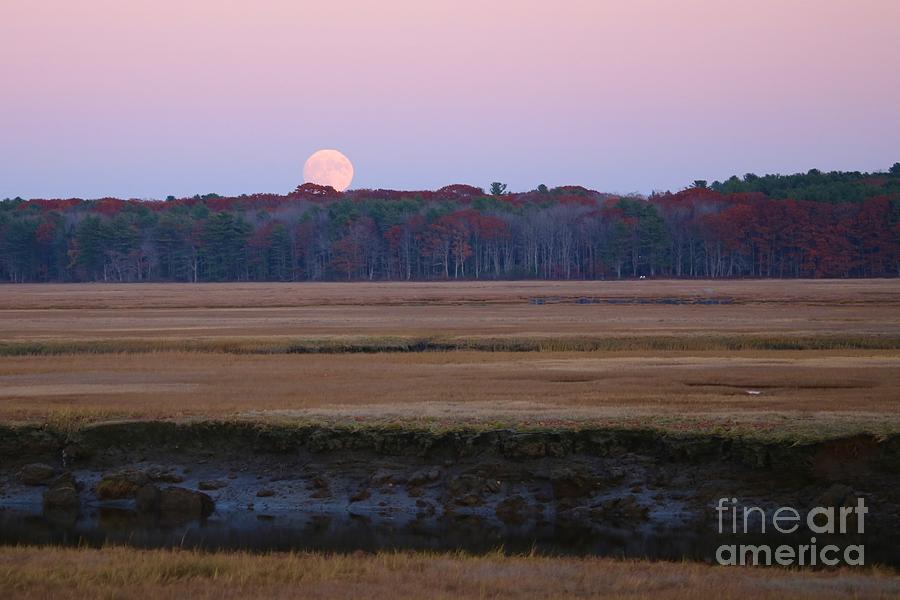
<box><xmin>1</xmin><ymin>506</ymin><xmax>895</xmax><ymax>567</ymax></box>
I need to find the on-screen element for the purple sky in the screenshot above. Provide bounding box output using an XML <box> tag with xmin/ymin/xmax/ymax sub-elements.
<box><xmin>2</xmin><ymin>0</ymin><xmax>899</xmax><ymax>199</ymax></box>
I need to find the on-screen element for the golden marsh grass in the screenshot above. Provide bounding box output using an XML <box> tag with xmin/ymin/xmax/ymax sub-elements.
<box><xmin>0</xmin><ymin>280</ymin><xmax>897</xmax><ymax>435</ymax></box>
<box><xmin>1</xmin><ymin>546</ymin><xmax>898</xmax><ymax>600</ymax></box>
<box><xmin>1</xmin><ymin>351</ymin><xmax>898</xmax><ymax>438</ymax></box>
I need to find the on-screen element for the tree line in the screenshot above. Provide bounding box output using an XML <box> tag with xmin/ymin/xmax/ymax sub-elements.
<box><xmin>1</xmin><ymin>167</ymin><xmax>898</xmax><ymax>283</ymax></box>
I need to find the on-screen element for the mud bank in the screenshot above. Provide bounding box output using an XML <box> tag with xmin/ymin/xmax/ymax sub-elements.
<box><xmin>1</xmin><ymin>422</ymin><xmax>898</xmax><ymax>564</ymax></box>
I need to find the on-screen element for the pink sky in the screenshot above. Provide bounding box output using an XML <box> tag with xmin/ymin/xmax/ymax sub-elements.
<box><xmin>1</xmin><ymin>0</ymin><xmax>898</xmax><ymax>198</ymax></box>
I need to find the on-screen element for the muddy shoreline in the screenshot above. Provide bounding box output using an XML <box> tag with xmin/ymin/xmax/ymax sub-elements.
<box><xmin>1</xmin><ymin>422</ymin><xmax>898</xmax><ymax>565</ymax></box>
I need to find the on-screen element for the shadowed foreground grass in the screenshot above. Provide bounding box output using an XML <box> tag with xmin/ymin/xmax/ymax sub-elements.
<box><xmin>1</xmin><ymin>547</ymin><xmax>899</xmax><ymax>600</ymax></box>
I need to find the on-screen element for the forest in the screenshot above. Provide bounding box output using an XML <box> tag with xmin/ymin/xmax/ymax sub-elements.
<box><xmin>1</xmin><ymin>166</ymin><xmax>898</xmax><ymax>283</ymax></box>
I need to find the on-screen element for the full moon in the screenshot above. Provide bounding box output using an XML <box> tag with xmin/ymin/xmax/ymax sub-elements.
<box><xmin>303</xmin><ymin>149</ymin><xmax>354</xmax><ymax>191</ymax></box>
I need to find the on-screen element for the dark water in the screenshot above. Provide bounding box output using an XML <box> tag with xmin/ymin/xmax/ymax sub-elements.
<box><xmin>2</xmin><ymin>504</ymin><xmax>895</xmax><ymax>568</ymax></box>
<box><xmin>0</xmin><ymin>505</ymin><xmax>705</xmax><ymax>558</ymax></box>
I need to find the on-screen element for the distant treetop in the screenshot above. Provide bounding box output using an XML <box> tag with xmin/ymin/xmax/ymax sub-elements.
<box><xmin>709</xmin><ymin>164</ymin><xmax>900</xmax><ymax>204</ymax></box>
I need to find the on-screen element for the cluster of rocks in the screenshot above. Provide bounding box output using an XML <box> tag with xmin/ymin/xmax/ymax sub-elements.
<box><xmin>96</xmin><ymin>469</ymin><xmax>214</xmax><ymax>519</ymax></box>
<box><xmin>10</xmin><ymin>455</ymin><xmax>875</xmax><ymax>540</ymax></box>
<box><xmin>348</xmin><ymin>467</ymin><xmax>442</xmax><ymax>505</ymax></box>
<box><xmin>44</xmin><ymin>473</ymin><xmax>81</xmax><ymax>510</ymax></box>
<box><xmin>446</xmin><ymin>474</ymin><xmax>501</xmax><ymax>507</ymax></box>
<box><xmin>15</xmin><ymin>463</ymin><xmax>215</xmax><ymax>520</ymax></box>
<box><xmin>17</xmin><ymin>463</ymin><xmax>80</xmax><ymax>510</ymax></box>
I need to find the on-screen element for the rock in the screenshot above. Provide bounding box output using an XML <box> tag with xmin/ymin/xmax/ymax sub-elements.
<box><xmin>447</xmin><ymin>474</ymin><xmax>501</xmax><ymax>506</ymax></box>
<box><xmin>136</xmin><ymin>483</ymin><xmax>161</xmax><ymax>513</ymax></box>
<box><xmin>43</xmin><ymin>473</ymin><xmax>80</xmax><ymax>510</ymax></box>
<box><xmin>256</xmin><ymin>489</ymin><xmax>276</xmax><ymax>497</ymax></box>
<box><xmin>350</xmin><ymin>489</ymin><xmax>371</xmax><ymax>503</ymax></box>
<box><xmin>96</xmin><ymin>470</ymin><xmax>150</xmax><ymax>499</ymax></box>
<box><xmin>18</xmin><ymin>463</ymin><xmax>56</xmax><ymax>486</ymax></box>
<box><xmin>415</xmin><ymin>499</ymin><xmax>436</xmax><ymax>516</ymax></box>
<box><xmin>485</xmin><ymin>478</ymin><xmax>502</xmax><ymax>493</ymax></box>
<box><xmin>310</xmin><ymin>476</ymin><xmax>329</xmax><ymax>490</ymax></box>
<box><xmin>198</xmin><ymin>480</ymin><xmax>228</xmax><ymax>491</ymax></box>
<box><xmin>550</xmin><ymin>467</ymin><xmax>599</xmax><ymax>499</ymax></box>
<box><xmin>146</xmin><ymin>466</ymin><xmax>185</xmax><ymax>483</ymax></box>
<box><xmin>455</xmin><ymin>494</ymin><xmax>483</xmax><ymax>507</ymax></box>
<box><xmin>158</xmin><ymin>487</ymin><xmax>214</xmax><ymax>518</ymax></box>
<box><xmin>371</xmin><ymin>470</ymin><xmax>405</xmax><ymax>486</ymax></box>
<box><xmin>408</xmin><ymin>468</ymin><xmax>441</xmax><ymax>486</ymax></box>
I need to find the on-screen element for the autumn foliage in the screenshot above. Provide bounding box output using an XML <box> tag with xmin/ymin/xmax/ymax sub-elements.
<box><xmin>1</xmin><ymin>169</ymin><xmax>898</xmax><ymax>283</ymax></box>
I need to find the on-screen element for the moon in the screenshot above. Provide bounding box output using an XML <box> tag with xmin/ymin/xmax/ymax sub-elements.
<box><xmin>303</xmin><ymin>149</ymin><xmax>354</xmax><ymax>191</ymax></box>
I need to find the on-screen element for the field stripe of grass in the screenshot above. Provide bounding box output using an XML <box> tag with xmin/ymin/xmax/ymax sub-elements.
<box><xmin>1</xmin><ymin>334</ymin><xmax>898</xmax><ymax>356</ymax></box>
<box><xmin>1</xmin><ymin>545</ymin><xmax>898</xmax><ymax>600</ymax></box>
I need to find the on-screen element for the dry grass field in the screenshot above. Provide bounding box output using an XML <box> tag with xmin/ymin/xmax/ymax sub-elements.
<box><xmin>0</xmin><ymin>351</ymin><xmax>898</xmax><ymax>438</ymax></box>
<box><xmin>1</xmin><ymin>281</ymin><xmax>898</xmax><ymax>344</ymax></box>
<box><xmin>1</xmin><ymin>546</ymin><xmax>899</xmax><ymax>600</ymax></box>
<box><xmin>2</xmin><ymin>281</ymin><xmax>899</xmax><ymax>598</ymax></box>
<box><xmin>4</xmin><ymin>280</ymin><xmax>899</xmax><ymax>309</ymax></box>
<box><xmin>0</xmin><ymin>280</ymin><xmax>898</xmax><ymax>436</ymax></box>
